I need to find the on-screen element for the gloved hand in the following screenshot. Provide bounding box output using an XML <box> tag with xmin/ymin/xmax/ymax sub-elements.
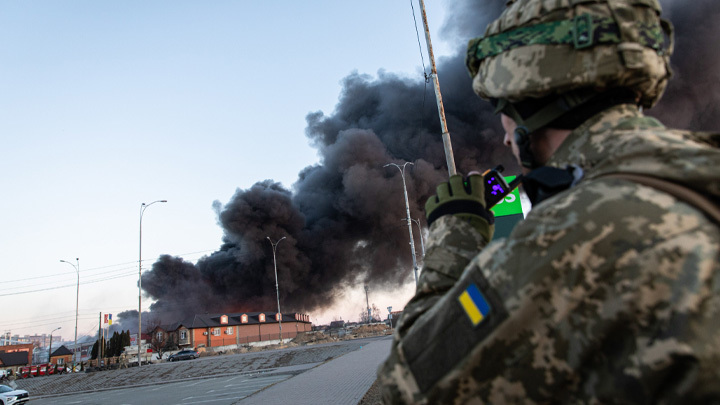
<box><xmin>425</xmin><ymin>174</ymin><xmax>494</xmax><ymax>242</ymax></box>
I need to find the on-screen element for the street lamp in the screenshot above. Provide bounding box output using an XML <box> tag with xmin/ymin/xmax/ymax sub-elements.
<box><xmin>60</xmin><ymin>258</ymin><xmax>79</xmax><ymax>367</ymax></box>
<box><xmin>384</xmin><ymin>162</ymin><xmax>419</xmax><ymax>285</ymax></box>
<box><xmin>138</xmin><ymin>199</ymin><xmax>167</xmax><ymax>366</ymax></box>
<box><xmin>411</xmin><ymin>218</ymin><xmax>425</xmax><ymax>259</ymax></box>
<box><xmin>266</xmin><ymin>236</ymin><xmax>286</xmax><ymax>345</ymax></box>
<box><xmin>48</xmin><ymin>327</ymin><xmax>61</xmax><ymax>363</ymax></box>
<box><xmin>398</xmin><ymin>217</ymin><xmax>426</xmax><ymax>262</ymax></box>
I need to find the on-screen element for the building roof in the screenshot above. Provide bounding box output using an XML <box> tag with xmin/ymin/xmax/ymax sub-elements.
<box><xmin>51</xmin><ymin>345</ymin><xmax>73</xmax><ymax>357</ymax></box>
<box><xmin>0</xmin><ymin>352</ymin><xmax>29</xmax><ymax>367</ymax></box>
<box><xmin>157</xmin><ymin>312</ymin><xmax>311</xmax><ymax>331</ymax></box>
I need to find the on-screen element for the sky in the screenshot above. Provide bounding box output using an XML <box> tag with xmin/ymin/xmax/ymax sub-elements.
<box><xmin>0</xmin><ymin>1</ymin><xmax>454</xmax><ymax>340</ymax></box>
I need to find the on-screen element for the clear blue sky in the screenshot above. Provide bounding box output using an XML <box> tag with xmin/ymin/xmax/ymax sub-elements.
<box><xmin>0</xmin><ymin>1</ymin><xmax>453</xmax><ymax>339</ymax></box>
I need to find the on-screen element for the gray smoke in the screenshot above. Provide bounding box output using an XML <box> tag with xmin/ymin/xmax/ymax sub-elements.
<box><xmin>127</xmin><ymin>0</ymin><xmax>718</xmax><ymax>330</ymax></box>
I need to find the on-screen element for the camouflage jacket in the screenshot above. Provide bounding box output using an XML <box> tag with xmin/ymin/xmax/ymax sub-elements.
<box><xmin>379</xmin><ymin>104</ymin><xmax>720</xmax><ymax>404</ymax></box>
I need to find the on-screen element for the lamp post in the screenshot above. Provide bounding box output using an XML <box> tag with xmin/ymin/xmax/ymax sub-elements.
<box><xmin>266</xmin><ymin>236</ymin><xmax>286</xmax><ymax>345</ymax></box>
<box><xmin>138</xmin><ymin>200</ymin><xmax>166</xmax><ymax>366</ymax></box>
<box><xmin>48</xmin><ymin>327</ymin><xmax>61</xmax><ymax>363</ymax></box>
<box><xmin>60</xmin><ymin>258</ymin><xmax>79</xmax><ymax>367</ymax></box>
<box><xmin>398</xmin><ymin>217</ymin><xmax>426</xmax><ymax>262</ymax></box>
<box><xmin>384</xmin><ymin>162</ymin><xmax>419</xmax><ymax>285</ymax></box>
<box><xmin>411</xmin><ymin>218</ymin><xmax>425</xmax><ymax>259</ymax></box>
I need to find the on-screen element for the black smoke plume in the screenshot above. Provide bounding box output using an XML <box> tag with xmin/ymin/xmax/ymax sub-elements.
<box><xmin>129</xmin><ymin>0</ymin><xmax>719</xmax><ymax>329</ymax></box>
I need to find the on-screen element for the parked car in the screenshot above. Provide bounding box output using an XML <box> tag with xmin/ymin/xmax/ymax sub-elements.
<box><xmin>0</xmin><ymin>384</ymin><xmax>30</xmax><ymax>405</ymax></box>
<box><xmin>168</xmin><ymin>350</ymin><xmax>199</xmax><ymax>362</ymax></box>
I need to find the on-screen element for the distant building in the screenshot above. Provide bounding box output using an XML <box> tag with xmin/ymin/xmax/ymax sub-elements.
<box><xmin>49</xmin><ymin>345</ymin><xmax>73</xmax><ymax>365</ymax></box>
<box><xmin>152</xmin><ymin>311</ymin><xmax>312</xmax><ymax>351</ymax></box>
<box><xmin>64</xmin><ymin>339</ymin><xmax>96</xmax><ymax>363</ymax></box>
<box><xmin>1</xmin><ymin>333</ymin><xmax>61</xmax><ymax>348</ymax></box>
<box><xmin>329</xmin><ymin>320</ymin><xmax>345</xmax><ymax>329</ymax></box>
<box><xmin>0</xmin><ymin>344</ymin><xmax>33</xmax><ymax>370</ymax></box>
<box><xmin>26</xmin><ymin>334</ymin><xmax>62</xmax><ymax>348</ymax></box>
<box><xmin>0</xmin><ymin>351</ymin><xmax>29</xmax><ymax>373</ymax></box>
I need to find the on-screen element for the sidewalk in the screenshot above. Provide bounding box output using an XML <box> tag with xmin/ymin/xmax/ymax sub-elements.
<box><xmin>237</xmin><ymin>336</ymin><xmax>392</xmax><ymax>405</ymax></box>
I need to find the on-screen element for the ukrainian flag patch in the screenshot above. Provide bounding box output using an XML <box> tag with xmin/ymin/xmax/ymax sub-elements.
<box><xmin>458</xmin><ymin>283</ymin><xmax>491</xmax><ymax>326</ymax></box>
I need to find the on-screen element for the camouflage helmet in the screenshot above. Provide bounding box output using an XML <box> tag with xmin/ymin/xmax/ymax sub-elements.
<box><xmin>466</xmin><ymin>0</ymin><xmax>674</xmax><ymax>109</ymax></box>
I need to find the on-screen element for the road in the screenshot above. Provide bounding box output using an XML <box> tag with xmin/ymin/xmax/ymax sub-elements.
<box><xmin>23</xmin><ymin>336</ymin><xmax>391</xmax><ymax>405</ymax></box>
<box><xmin>32</xmin><ymin>370</ymin><xmax>302</xmax><ymax>404</ymax></box>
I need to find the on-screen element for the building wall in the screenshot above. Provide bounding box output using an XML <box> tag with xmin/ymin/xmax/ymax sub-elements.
<box><xmin>0</xmin><ymin>344</ymin><xmax>33</xmax><ymax>366</ymax></box>
<box><xmin>207</xmin><ymin>325</ymin><xmax>237</xmax><ymax>347</ymax></box>
<box><xmin>177</xmin><ymin>327</ymin><xmax>191</xmax><ymax>347</ymax></box>
<box><xmin>192</xmin><ymin>329</ymin><xmax>209</xmax><ymax>348</ymax></box>
<box><xmin>187</xmin><ymin>322</ymin><xmax>311</xmax><ymax>348</ymax></box>
<box><xmin>50</xmin><ymin>354</ymin><xmax>72</xmax><ymax>365</ymax></box>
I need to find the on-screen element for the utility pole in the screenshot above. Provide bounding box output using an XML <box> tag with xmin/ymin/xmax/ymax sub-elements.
<box><xmin>418</xmin><ymin>0</ymin><xmax>457</xmax><ymax>177</ymax></box>
<box><xmin>364</xmin><ymin>285</ymin><xmax>371</xmax><ymax>323</ymax></box>
<box><xmin>98</xmin><ymin>312</ymin><xmax>102</xmax><ymax>363</ymax></box>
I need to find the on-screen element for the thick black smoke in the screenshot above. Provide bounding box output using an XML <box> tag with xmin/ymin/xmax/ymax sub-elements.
<box><xmin>649</xmin><ymin>0</ymin><xmax>720</xmax><ymax>131</ymax></box>
<box><xmin>132</xmin><ymin>0</ymin><xmax>719</xmax><ymax>328</ymax></box>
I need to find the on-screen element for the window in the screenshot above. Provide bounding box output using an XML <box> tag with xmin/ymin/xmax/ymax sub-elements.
<box><xmin>58</xmin><ymin>358</ymin><xmax>64</xmax><ymax>365</ymax></box>
<box><xmin>156</xmin><ymin>332</ymin><xmax>163</xmax><ymax>340</ymax></box>
<box><xmin>180</xmin><ymin>330</ymin><xmax>187</xmax><ymax>340</ymax></box>
<box><xmin>220</xmin><ymin>315</ymin><xmax>229</xmax><ymax>324</ymax></box>
<box><xmin>213</xmin><ymin>328</ymin><xmax>220</xmax><ymax>336</ymax></box>
<box><xmin>226</xmin><ymin>327</ymin><xmax>233</xmax><ymax>335</ymax></box>
<box><xmin>241</xmin><ymin>314</ymin><xmax>248</xmax><ymax>323</ymax></box>
<box><xmin>259</xmin><ymin>314</ymin><xmax>266</xmax><ymax>322</ymax></box>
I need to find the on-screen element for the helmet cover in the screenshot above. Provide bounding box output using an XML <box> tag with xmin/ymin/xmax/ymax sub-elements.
<box><xmin>466</xmin><ymin>0</ymin><xmax>674</xmax><ymax>108</ymax></box>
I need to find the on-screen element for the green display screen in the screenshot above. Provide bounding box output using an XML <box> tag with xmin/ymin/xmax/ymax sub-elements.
<box><xmin>489</xmin><ymin>175</ymin><xmax>523</xmax><ymax>217</ymax></box>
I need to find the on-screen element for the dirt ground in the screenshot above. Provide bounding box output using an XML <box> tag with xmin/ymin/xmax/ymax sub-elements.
<box><xmin>359</xmin><ymin>378</ymin><xmax>383</xmax><ymax>405</ymax></box>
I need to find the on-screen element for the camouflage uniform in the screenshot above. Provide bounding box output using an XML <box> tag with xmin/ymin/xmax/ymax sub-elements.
<box><xmin>379</xmin><ymin>104</ymin><xmax>720</xmax><ymax>403</ymax></box>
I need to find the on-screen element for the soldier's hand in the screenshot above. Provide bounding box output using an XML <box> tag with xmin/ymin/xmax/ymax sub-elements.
<box><xmin>425</xmin><ymin>174</ymin><xmax>495</xmax><ymax>241</ymax></box>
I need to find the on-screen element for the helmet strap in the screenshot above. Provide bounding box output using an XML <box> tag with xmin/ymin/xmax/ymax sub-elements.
<box><xmin>499</xmin><ymin>88</ymin><xmax>600</xmax><ymax>168</ymax></box>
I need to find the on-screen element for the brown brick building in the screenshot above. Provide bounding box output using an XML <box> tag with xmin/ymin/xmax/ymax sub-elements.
<box><xmin>49</xmin><ymin>345</ymin><xmax>73</xmax><ymax>365</ymax></box>
<box><xmin>153</xmin><ymin>311</ymin><xmax>312</xmax><ymax>350</ymax></box>
<box><xmin>0</xmin><ymin>343</ymin><xmax>33</xmax><ymax>371</ymax></box>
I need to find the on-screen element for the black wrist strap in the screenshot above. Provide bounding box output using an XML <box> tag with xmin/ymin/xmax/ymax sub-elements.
<box><xmin>427</xmin><ymin>200</ymin><xmax>494</xmax><ymax>227</ymax></box>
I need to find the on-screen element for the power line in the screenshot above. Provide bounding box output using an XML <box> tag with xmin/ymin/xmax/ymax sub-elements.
<box><xmin>0</xmin><ymin>271</ymin><xmax>138</xmax><ymax>297</ymax></box>
<box><xmin>409</xmin><ymin>0</ymin><xmax>431</xmax><ymax>136</ymax></box>
<box><xmin>4</xmin><ymin>248</ymin><xmax>217</xmax><ymax>285</ymax></box>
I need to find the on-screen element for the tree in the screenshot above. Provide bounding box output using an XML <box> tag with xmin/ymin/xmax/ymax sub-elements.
<box><xmin>107</xmin><ymin>331</ymin><xmax>124</xmax><ymax>357</ymax></box>
<box><xmin>121</xmin><ymin>330</ymin><xmax>131</xmax><ymax>348</ymax></box>
<box><xmin>91</xmin><ymin>340</ymin><xmax>99</xmax><ymax>360</ymax></box>
<box><xmin>359</xmin><ymin>303</ymin><xmax>383</xmax><ymax>323</ymax></box>
<box><xmin>150</xmin><ymin>328</ymin><xmax>171</xmax><ymax>359</ymax></box>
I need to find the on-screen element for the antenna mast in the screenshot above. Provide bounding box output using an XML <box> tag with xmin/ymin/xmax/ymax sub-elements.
<box><xmin>418</xmin><ymin>0</ymin><xmax>457</xmax><ymax>177</ymax></box>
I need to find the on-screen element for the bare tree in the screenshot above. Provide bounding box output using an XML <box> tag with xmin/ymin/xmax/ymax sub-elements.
<box><xmin>359</xmin><ymin>303</ymin><xmax>383</xmax><ymax>323</ymax></box>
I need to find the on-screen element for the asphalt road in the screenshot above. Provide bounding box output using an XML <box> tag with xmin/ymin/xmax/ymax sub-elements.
<box><xmin>31</xmin><ymin>369</ymin><xmax>306</xmax><ymax>404</ymax></box>
<box><xmin>22</xmin><ymin>336</ymin><xmax>391</xmax><ymax>405</ymax></box>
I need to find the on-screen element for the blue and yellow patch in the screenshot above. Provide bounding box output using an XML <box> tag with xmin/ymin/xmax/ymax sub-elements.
<box><xmin>458</xmin><ymin>283</ymin><xmax>491</xmax><ymax>326</ymax></box>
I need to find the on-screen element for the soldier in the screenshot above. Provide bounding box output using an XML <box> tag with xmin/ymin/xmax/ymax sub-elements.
<box><xmin>379</xmin><ymin>0</ymin><xmax>720</xmax><ymax>403</ymax></box>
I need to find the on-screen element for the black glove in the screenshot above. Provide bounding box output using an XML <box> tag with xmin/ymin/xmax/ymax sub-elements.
<box><xmin>425</xmin><ymin>174</ymin><xmax>495</xmax><ymax>241</ymax></box>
